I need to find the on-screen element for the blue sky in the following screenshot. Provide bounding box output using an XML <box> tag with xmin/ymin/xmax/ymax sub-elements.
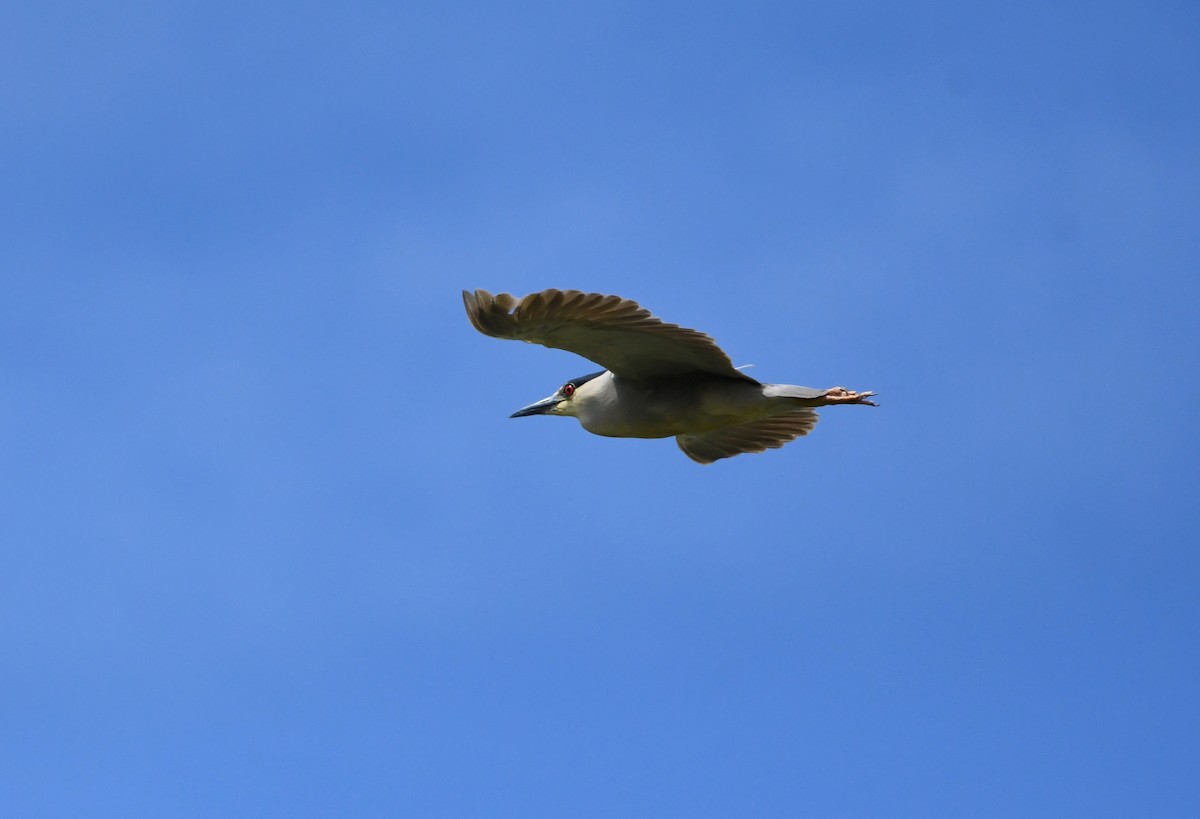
<box><xmin>4</xmin><ymin>1</ymin><xmax>1198</xmax><ymax>816</ymax></box>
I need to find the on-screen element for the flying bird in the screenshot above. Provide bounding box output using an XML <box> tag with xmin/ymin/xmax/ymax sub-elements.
<box><xmin>462</xmin><ymin>288</ymin><xmax>876</xmax><ymax>464</ymax></box>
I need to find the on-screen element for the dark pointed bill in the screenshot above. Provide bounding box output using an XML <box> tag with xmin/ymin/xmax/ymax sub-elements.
<box><xmin>510</xmin><ymin>395</ymin><xmax>560</xmax><ymax>418</ymax></box>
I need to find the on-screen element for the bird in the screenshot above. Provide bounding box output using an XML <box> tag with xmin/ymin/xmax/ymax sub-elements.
<box><xmin>462</xmin><ymin>288</ymin><xmax>876</xmax><ymax>464</ymax></box>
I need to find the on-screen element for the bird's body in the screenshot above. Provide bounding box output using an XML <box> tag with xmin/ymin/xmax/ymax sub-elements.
<box><xmin>463</xmin><ymin>288</ymin><xmax>875</xmax><ymax>463</ymax></box>
<box><xmin>566</xmin><ymin>371</ymin><xmax>807</xmax><ymax>438</ymax></box>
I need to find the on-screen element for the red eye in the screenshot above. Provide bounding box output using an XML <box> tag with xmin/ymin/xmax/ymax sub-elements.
<box><xmin>562</xmin><ymin>383</ymin><xmax>576</xmax><ymax>397</ymax></box>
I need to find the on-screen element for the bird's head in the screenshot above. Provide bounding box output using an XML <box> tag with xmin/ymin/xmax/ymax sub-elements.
<box><xmin>510</xmin><ymin>371</ymin><xmax>606</xmax><ymax>419</ymax></box>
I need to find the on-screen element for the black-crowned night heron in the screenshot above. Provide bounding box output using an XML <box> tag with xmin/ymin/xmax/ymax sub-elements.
<box><xmin>463</xmin><ymin>288</ymin><xmax>876</xmax><ymax>464</ymax></box>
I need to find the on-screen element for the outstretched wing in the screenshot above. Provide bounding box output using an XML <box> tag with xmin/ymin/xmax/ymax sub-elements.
<box><xmin>676</xmin><ymin>410</ymin><xmax>819</xmax><ymax>464</ymax></box>
<box><xmin>462</xmin><ymin>288</ymin><xmax>757</xmax><ymax>382</ymax></box>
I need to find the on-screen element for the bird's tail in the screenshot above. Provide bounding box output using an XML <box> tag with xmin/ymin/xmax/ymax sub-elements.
<box><xmin>765</xmin><ymin>384</ymin><xmax>878</xmax><ymax>407</ymax></box>
<box><xmin>762</xmin><ymin>384</ymin><xmax>829</xmax><ymax>403</ymax></box>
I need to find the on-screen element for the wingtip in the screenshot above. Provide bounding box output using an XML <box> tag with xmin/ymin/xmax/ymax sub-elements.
<box><xmin>462</xmin><ymin>289</ymin><xmax>487</xmax><ymax>334</ymax></box>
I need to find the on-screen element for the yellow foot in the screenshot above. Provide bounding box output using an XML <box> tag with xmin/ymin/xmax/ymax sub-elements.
<box><xmin>825</xmin><ymin>387</ymin><xmax>878</xmax><ymax>406</ymax></box>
